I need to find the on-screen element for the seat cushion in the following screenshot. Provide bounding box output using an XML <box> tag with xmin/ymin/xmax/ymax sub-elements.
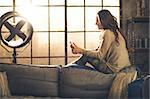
<box><xmin>0</xmin><ymin>63</ymin><xmax>61</xmax><ymax>82</ymax></box>
<box><xmin>0</xmin><ymin>63</ymin><xmax>61</xmax><ymax>97</ymax></box>
<box><xmin>59</xmin><ymin>84</ymin><xmax>108</xmax><ymax>98</ymax></box>
<box><xmin>59</xmin><ymin>66</ymin><xmax>116</xmax><ymax>98</ymax></box>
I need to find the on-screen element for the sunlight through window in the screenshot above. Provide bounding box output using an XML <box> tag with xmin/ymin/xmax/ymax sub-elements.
<box><xmin>0</xmin><ymin>0</ymin><xmax>120</xmax><ymax>65</ymax></box>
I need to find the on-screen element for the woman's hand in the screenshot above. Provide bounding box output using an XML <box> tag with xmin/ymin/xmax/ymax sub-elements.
<box><xmin>95</xmin><ymin>46</ymin><xmax>99</xmax><ymax>51</ymax></box>
<box><xmin>70</xmin><ymin>42</ymin><xmax>77</xmax><ymax>54</ymax></box>
<box><xmin>70</xmin><ymin>42</ymin><xmax>83</xmax><ymax>54</ymax></box>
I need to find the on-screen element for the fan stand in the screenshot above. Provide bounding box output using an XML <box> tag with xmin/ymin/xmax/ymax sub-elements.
<box><xmin>12</xmin><ymin>48</ymin><xmax>17</xmax><ymax>64</ymax></box>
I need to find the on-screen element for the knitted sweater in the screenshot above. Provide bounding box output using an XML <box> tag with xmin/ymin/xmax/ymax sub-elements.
<box><xmin>81</xmin><ymin>29</ymin><xmax>131</xmax><ymax>73</ymax></box>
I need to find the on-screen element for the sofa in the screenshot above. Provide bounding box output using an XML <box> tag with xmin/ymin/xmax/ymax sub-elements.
<box><xmin>0</xmin><ymin>63</ymin><xmax>115</xmax><ymax>99</ymax></box>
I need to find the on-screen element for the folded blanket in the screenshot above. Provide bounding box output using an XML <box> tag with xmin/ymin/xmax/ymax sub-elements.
<box><xmin>0</xmin><ymin>71</ymin><xmax>11</xmax><ymax>97</ymax></box>
<box><xmin>108</xmin><ymin>67</ymin><xmax>137</xmax><ymax>99</ymax></box>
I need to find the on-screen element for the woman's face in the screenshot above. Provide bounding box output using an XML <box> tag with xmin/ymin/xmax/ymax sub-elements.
<box><xmin>96</xmin><ymin>15</ymin><xmax>103</xmax><ymax>29</ymax></box>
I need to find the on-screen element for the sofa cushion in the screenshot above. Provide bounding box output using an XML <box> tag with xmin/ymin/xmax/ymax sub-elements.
<box><xmin>60</xmin><ymin>66</ymin><xmax>116</xmax><ymax>91</ymax></box>
<box><xmin>59</xmin><ymin>84</ymin><xmax>108</xmax><ymax>98</ymax></box>
<box><xmin>9</xmin><ymin>78</ymin><xmax>58</xmax><ymax>97</ymax></box>
<box><xmin>0</xmin><ymin>63</ymin><xmax>61</xmax><ymax>97</ymax></box>
<box><xmin>59</xmin><ymin>66</ymin><xmax>116</xmax><ymax>98</ymax></box>
<box><xmin>0</xmin><ymin>63</ymin><xmax>61</xmax><ymax>82</ymax></box>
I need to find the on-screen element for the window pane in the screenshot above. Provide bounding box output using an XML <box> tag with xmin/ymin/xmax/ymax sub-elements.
<box><xmin>103</xmin><ymin>0</ymin><xmax>119</xmax><ymax>6</ymax></box>
<box><xmin>16</xmin><ymin>0</ymin><xmax>32</xmax><ymax>6</ymax></box>
<box><xmin>86</xmin><ymin>32</ymin><xmax>100</xmax><ymax>49</ymax></box>
<box><xmin>103</xmin><ymin>7</ymin><xmax>120</xmax><ymax>27</ymax></box>
<box><xmin>32</xmin><ymin>32</ymin><xmax>49</xmax><ymax>57</ymax></box>
<box><xmin>32</xmin><ymin>0</ymin><xmax>48</xmax><ymax>6</ymax></box>
<box><xmin>68</xmin><ymin>32</ymin><xmax>84</xmax><ymax>56</ymax></box>
<box><xmin>0</xmin><ymin>44</ymin><xmax>12</xmax><ymax>57</ymax></box>
<box><xmin>67</xmin><ymin>0</ymin><xmax>84</xmax><ymax>5</ymax></box>
<box><xmin>0</xmin><ymin>7</ymin><xmax>12</xmax><ymax>16</ymax></box>
<box><xmin>67</xmin><ymin>7</ymin><xmax>84</xmax><ymax>31</ymax></box>
<box><xmin>50</xmin><ymin>58</ymin><xmax>65</xmax><ymax>65</ymax></box>
<box><xmin>17</xmin><ymin>44</ymin><xmax>31</xmax><ymax>57</ymax></box>
<box><xmin>50</xmin><ymin>0</ymin><xmax>65</xmax><ymax>5</ymax></box>
<box><xmin>0</xmin><ymin>59</ymin><xmax>12</xmax><ymax>63</ymax></box>
<box><xmin>16</xmin><ymin>7</ymin><xmax>48</xmax><ymax>31</ymax></box>
<box><xmin>85</xmin><ymin>7</ymin><xmax>102</xmax><ymax>31</ymax></box>
<box><xmin>0</xmin><ymin>0</ymin><xmax>12</xmax><ymax>6</ymax></box>
<box><xmin>17</xmin><ymin>58</ymin><xmax>31</xmax><ymax>64</ymax></box>
<box><xmin>32</xmin><ymin>58</ymin><xmax>49</xmax><ymax>65</ymax></box>
<box><xmin>85</xmin><ymin>0</ymin><xmax>102</xmax><ymax>6</ymax></box>
<box><xmin>50</xmin><ymin>32</ymin><xmax>65</xmax><ymax>56</ymax></box>
<box><xmin>50</xmin><ymin>7</ymin><xmax>65</xmax><ymax>31</ymax></box>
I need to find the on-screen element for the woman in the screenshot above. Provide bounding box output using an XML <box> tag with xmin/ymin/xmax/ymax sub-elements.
<box><xmin>68</xmin><ymin>10</ymin><xmax>137</xmax><ymax>99</ymax></box>
<box><xmin>69</xmin><ymin>9</ymin><xmax>131</xmax><ymax>74</ymax></box>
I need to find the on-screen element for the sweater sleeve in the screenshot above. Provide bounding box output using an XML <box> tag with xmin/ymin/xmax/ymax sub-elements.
<box><xmin>81</xmin><ymin>30</ymin><xmax>115</xmax><ymax>60</ymax></box>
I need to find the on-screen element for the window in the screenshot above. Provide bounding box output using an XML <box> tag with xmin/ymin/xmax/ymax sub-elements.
<box><xmin>0</xmin><ymin>0</ymin><xmax>120</xmax><ymax>65</ymax></box>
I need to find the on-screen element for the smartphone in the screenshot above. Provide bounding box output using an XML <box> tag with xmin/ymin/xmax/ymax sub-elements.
<box><xmin>70</xmin><ymin>42</ymin><xmax>74</xmax><ymax>48</ymax></box>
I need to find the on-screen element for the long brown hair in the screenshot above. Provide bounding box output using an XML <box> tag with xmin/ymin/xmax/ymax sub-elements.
<box><xmin>97</xmin><ymin>10</ymin><xmax>121</xmax><ymax>43</ymax></box>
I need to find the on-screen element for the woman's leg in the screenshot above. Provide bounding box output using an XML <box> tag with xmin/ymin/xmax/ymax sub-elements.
<box><xmin>86</xmin><ymin>58</ymin><xmax>113</xmax><ymax>74</ymax></box>
<box><xmin>68</xmin><ymin>55</ymin><xmax>113</xmax><ymax>73</ymax></box>
<box><xmin>66</xmin><ymin>55</ymin><xmax>96</xmax><ymax>70</ymax></box>
<box><xmin>72</xmin><ymin>55</ymin><xmax>88</xmax><ymax>66</ymax></box>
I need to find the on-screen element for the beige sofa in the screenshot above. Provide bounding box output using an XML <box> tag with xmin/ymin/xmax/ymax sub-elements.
<box><xmin>0</xmin><ymin>63</ymin><xmax>115</xmax><ymax>99</ymax></box>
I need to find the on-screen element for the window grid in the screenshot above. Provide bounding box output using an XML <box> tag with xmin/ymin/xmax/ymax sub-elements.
<box><xmin>0</xmin><ymin>0</ymin><xmax>120</xmax><ymax>65</ymax></box>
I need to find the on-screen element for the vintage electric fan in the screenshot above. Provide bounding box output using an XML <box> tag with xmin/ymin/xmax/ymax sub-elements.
<box><xmin>0</xmin><ymin>0</ymin><xmax>33</xmax><ymax>63</ymax></box>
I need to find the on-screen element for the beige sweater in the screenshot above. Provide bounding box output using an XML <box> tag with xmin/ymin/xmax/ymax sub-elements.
<box><xmin>81</xmin><ymin>29</ymin><xmax>136</xmax><ymax>99</ymax></box>
<box><xmin>81</xmin><ymin>29</ymin><xmax>131</xmax><ymax>73</ymax></box>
